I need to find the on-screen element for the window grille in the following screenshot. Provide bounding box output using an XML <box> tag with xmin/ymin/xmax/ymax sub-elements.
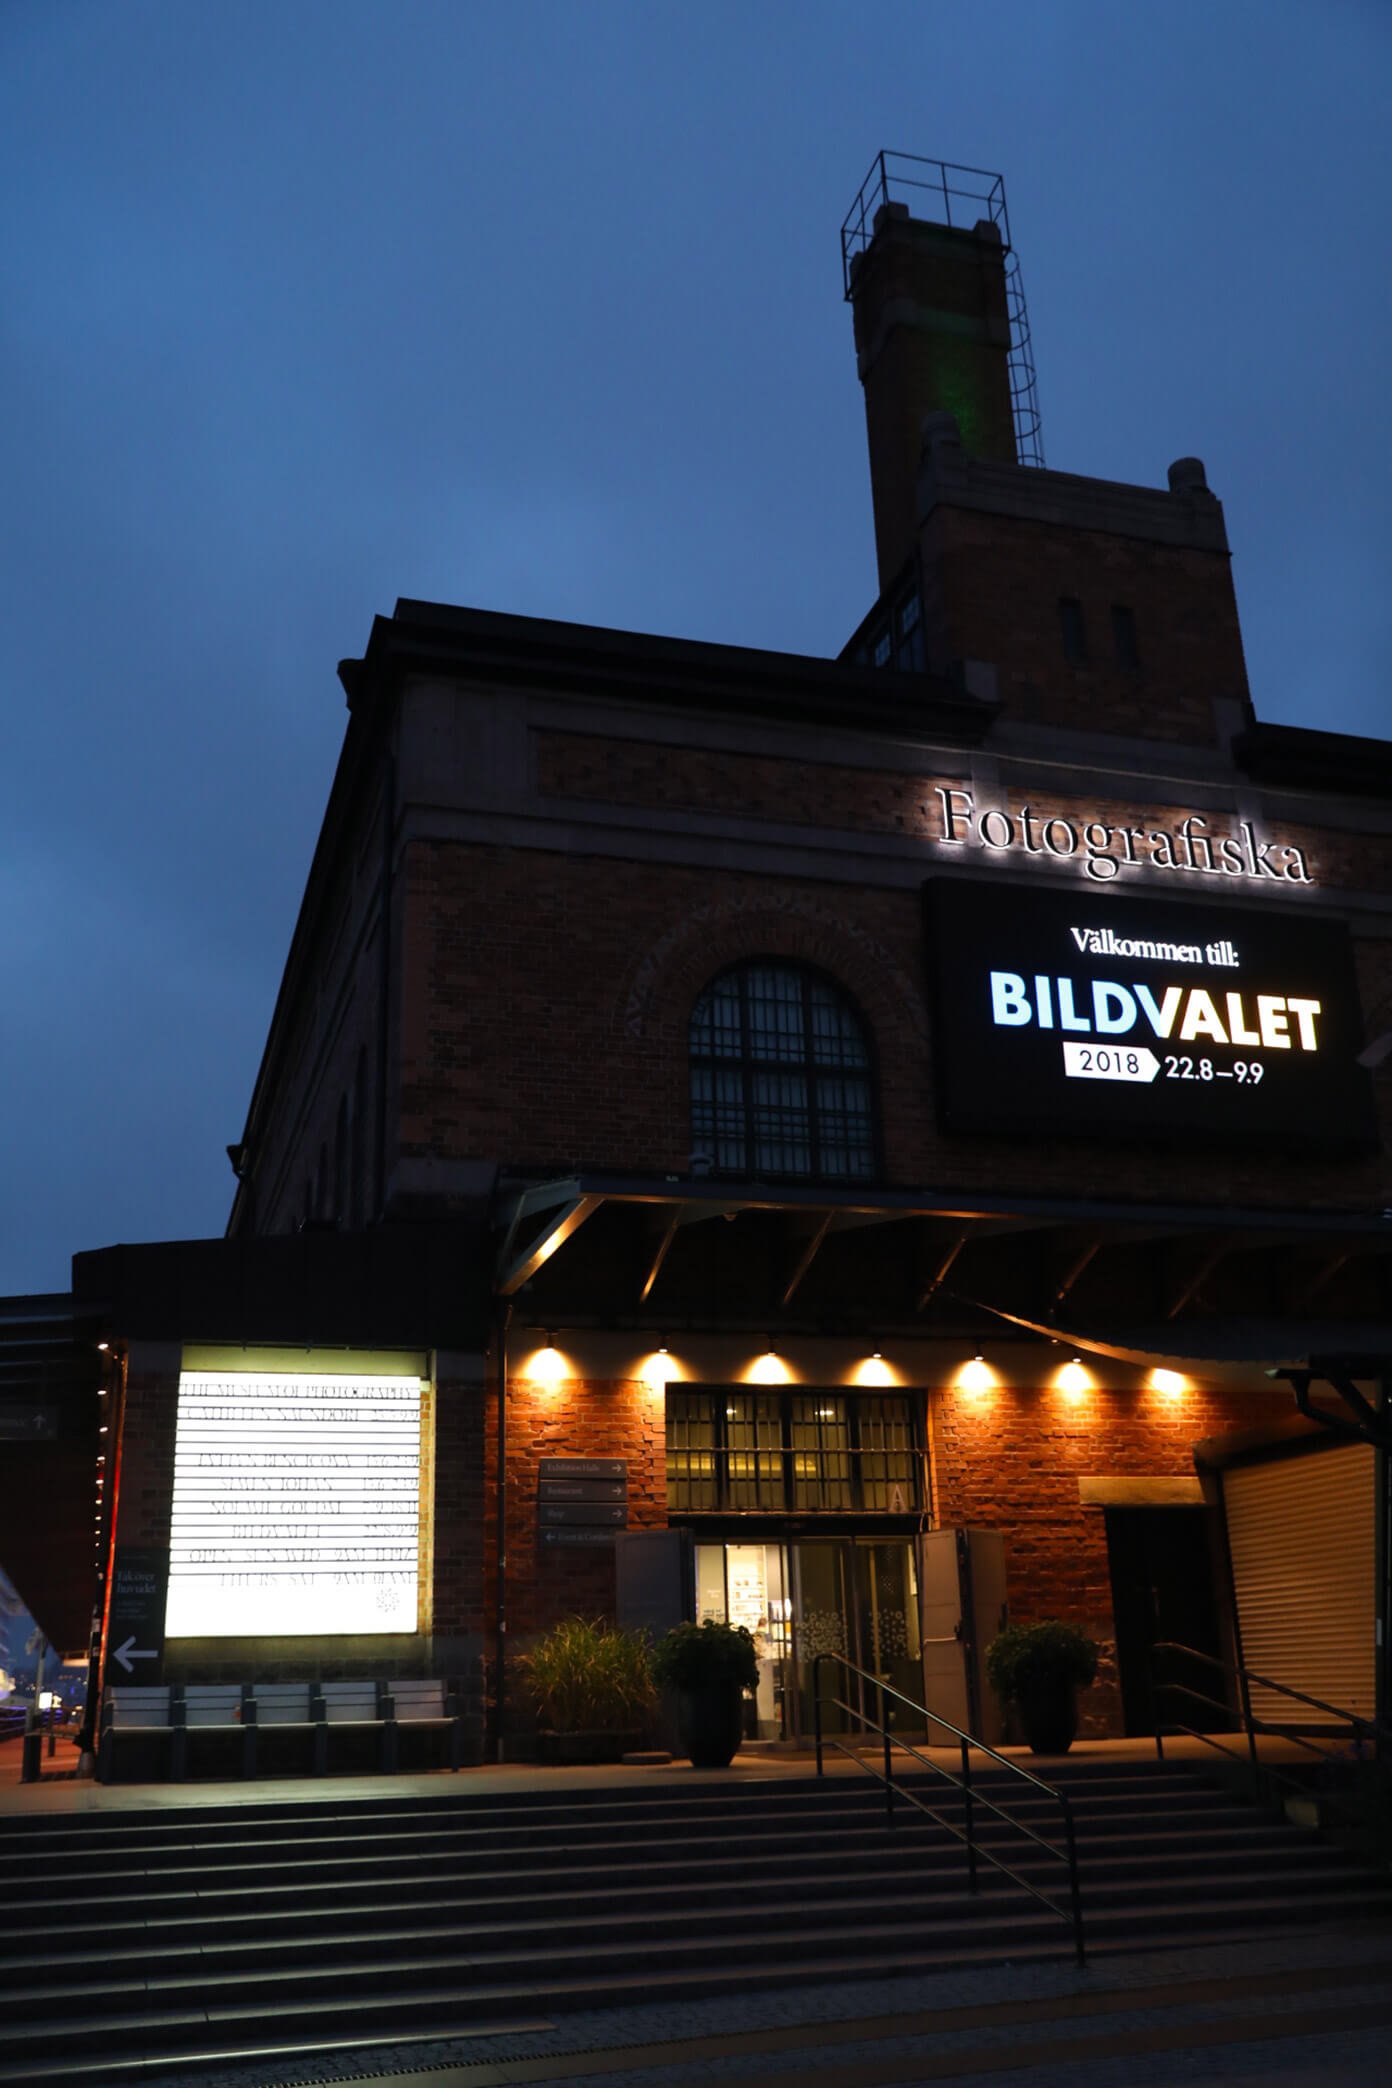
<box><xmin>666</xmin><ymin>1389</ymin><xmax>920</xmax><ymax>1515</ymax></box>
<box><xmin>690</xmin><ymin>964</ymin><xmax>876</xmax><ymax>1180</ymax></box>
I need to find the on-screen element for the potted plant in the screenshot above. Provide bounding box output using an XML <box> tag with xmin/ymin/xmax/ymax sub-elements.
<box><xmin>652</xmin><ymin>1621</ymin><xmax>759</xmax><ymax>1769</ymax></box>
<box><xmin>985</xmin><ymin>1619</ymin><xmax>1099</xmax><ymax>1756</ymax></box>
<box><xmin>519</xmin><ymin>1616</ymin><xmax>655</xmax><ymax>1763</ymax></box>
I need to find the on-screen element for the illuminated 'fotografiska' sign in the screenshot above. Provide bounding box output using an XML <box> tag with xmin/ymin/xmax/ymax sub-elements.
<box><xmin>925</xmin><ymin>881</ymin><xmax>1374</xmax><ymax>1152</ymax></box>
<box><xmin>933</xmin><ymin>787</ymin><xmax>1314</xmax><ymax>887</ymax></box>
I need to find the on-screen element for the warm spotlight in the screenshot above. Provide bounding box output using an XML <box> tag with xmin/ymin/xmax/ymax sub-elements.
<box><xmin>524</xmin><ymin>1339</ymin><xmax>569</xmax><ymax>1389</ymax></box>
<box><xmin>956</xmin><ymin>1355</ymin><xmax>997</xmax><ymax>1394</ymax></box>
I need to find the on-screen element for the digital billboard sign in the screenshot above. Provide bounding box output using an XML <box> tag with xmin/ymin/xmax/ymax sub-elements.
<box><xmin>924</xmin><ymin>880</ymin><xmax>1376</xmax><ymax>1153</ymax></box>
<box><xmin>165</xmin><ymin>1371</ymin><xmax>422</xmax><ymax>1638</ymax></box>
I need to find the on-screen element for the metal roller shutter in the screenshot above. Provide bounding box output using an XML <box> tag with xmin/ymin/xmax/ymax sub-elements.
<box><xmin>1223</xmin><ymin>1444</ymin><xmax>1375</xmax><ymax>1723</ymax></box>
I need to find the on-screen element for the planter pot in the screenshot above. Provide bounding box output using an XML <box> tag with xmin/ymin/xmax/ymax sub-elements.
<box><xmin>1016</xmin><ymin>1683</ymin><xmax>1078</xmax><ymax>1756</ymax></box>
<box><xmin>675</xmin><ymin>1684</ymin><xmax>745</xmax><ymax>1769</ymax></box>
<box><xmin>536</xmin><ymin>1729</ymin><xmax>642</xmax><ymax>1765</ymax></box>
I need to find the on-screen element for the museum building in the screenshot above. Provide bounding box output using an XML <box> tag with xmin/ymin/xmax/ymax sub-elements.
<box><xmin>10</xmin><ymin>160</ymin><xmax>1392</xmax><ymax>1754</ymax></box>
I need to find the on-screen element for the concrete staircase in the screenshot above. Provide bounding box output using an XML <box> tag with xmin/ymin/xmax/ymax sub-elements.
<box><xmin>2</xmin><ymin>1758</ymin><xmax>1390</xmax><ymax>2082</ymax></box>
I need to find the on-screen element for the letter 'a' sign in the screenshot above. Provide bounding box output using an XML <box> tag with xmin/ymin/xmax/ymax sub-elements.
<box><xmin>924</xmin><ymin>881</ymin><xmax>1376</xmax><ymax>1152</ymax></box>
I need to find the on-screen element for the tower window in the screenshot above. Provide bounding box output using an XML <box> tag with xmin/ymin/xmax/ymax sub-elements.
<box><xmin>1059</xmin><ymin>597</ymin><xmax>1088</xmax><ymax>664</ymax></box>
<box><xmin>1111</xmin><ymin>604</ymin><xmax>1139</xmax><ymax>670</ymax></box>
<box><xmin>690</xmin><ymin>962</ymin><xmax>877</xmax><ymax>1180</ymax></box>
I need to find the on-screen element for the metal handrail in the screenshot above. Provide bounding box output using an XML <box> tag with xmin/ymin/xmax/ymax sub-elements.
<box><xmin>1150</xmin><ymin>1641</ymin><xmax>1390</xmax><ymax>1812</ymax></box>
<box><xmin>811</xmin><ymin>1652</ymin><xmax>1084</xmax><ymax>1964</ymax></box>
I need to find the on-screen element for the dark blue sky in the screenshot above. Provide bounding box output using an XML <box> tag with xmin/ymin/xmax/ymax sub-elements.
<box><xmin>1</xmin><ymin>1</ymin><xmax>1387</xmax><ymax>1294</ymax></box>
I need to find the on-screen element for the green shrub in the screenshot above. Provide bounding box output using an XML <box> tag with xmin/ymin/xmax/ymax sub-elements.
<box><xmin>985</xmin><ymin>1620</ymin><xmax>1099</xmax><ymax>1699</ymax></box>
<box><xmin>652</xmin><ymin>1620</ymin><xmax>759</xmax><ymax>1694</ymax></box>
<box><xmin>519</xmin><ymin>1617</ymin><xmax>655</xmax><ymax>1732</ymax></box>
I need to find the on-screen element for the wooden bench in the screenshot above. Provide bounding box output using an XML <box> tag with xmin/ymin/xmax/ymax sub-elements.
<box><xmin>98</xmin><ymin>1679</ymin><xmax>466</xmax><ymax>1781</ymax></box>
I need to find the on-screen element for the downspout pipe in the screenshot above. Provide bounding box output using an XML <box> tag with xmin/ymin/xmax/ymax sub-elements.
<box><xmin>1378</xmin><ymin>1376</ymin><xmax>1390</xmax><ymax>1744</ymax></box>
<box><xmin>494</xmin><ymin>1298</ymin><xmax>512</xmax><ymax>1762</ymax></box>
<box><xmin>374</xmin><ymin>743</ymin><xmax>396</xmax><ymax>1221</ymax></box>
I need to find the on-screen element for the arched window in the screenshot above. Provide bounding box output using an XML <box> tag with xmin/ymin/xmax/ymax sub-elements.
<box><xmin>690</xmin><ymin>962</ymin><xmax>877</xmax><ymax>1179</ymax></box>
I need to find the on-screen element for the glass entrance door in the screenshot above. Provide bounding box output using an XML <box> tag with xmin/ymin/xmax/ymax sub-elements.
<box><xmin>695</xmin><ymin>1541</ymin><xmax>791</xmax><ymax>1739</ymax></box>
<box><xmin>694</xmin><ymin>1536</ymin><xmax>922</xmax><ymax>1744</ymax></box>
<box><xmin>854</xmin><ymin>1538</ymin><xmax>924</xmax><ymax>1724</ymax></box>
<box><xmin>788</xmin><ymin>1538</ymin><xmax>923</xmax><ymax>1741</ymax></box>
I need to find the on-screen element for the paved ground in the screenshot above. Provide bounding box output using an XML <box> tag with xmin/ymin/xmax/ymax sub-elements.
<box><xmin>0</xmin><ymin>1726</ymin><xmax>1320</xmax><ymax>1814</ymax></box>
<box><xmin>128</xmin><ymin>1930</ymin><xmax>1392</xmax><ymax>2088</ymax></box>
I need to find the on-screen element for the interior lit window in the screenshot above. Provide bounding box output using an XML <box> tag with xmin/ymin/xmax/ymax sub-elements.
<box><xmin>666</xmin><ymin>1388</ymin><xmax>918</xmax><ymax>1515</ymax></box>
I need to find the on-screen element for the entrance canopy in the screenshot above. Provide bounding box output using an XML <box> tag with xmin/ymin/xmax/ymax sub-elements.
<box><xmin>494</xmin><ymin>1171</ymin><xmax>1392</xmax><ymax>1374</ymax></box>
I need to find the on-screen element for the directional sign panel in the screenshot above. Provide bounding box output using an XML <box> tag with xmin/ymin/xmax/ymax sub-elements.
<box><xmin>537</xmin><ymin>1458</ymin><xmax>627</xmax><ymax>1483</ymax></box>
<box><xmin>107</xmin><ymin>1547</ymin><xmax>169</xmax><ymax>1682</ymax></box>
<box><xmin>925</xmin><ymin>879</ymin><xmax>1377</xmax><ymax>1153</ymax></box>
<box><xmin>538</xmin><ymin>1501</ymin><xmax>628</xmax><ymax>1528</ymax></box>
<box><xmin>0</xmin><ymin>1405</ymin><xmax>58</xmax><ymax>1441</ymax></box>
<box><xmin>537</xmin><ymin>1477</ymin><xmax>628</xmax><ymax>1503</ymax></box>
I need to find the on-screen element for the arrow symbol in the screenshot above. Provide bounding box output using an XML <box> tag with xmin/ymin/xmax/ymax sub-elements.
<box><xmin>111</xmin><ymin>1636</ymin><xmax>157</xmax><ymax>1674</ymax></box>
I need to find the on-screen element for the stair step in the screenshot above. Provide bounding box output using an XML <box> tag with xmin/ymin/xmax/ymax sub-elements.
<box><xmin>5</xmin><ymin>1858</ymin><xmax>1388</xmax><ymax>1996</ymax></box>
<box><xmin>8</xmin><ymin>1832</ymin><xmax>1355</xmax><ymax>1959</ymax></box>
<box><xmin>4</xmin><ymin>1885</ymin><xmax>1391</xmax><ymax>2065</ymax></box>
<box><xmin>0</xmin><ymin>1794</ymin><xmax>1270</xmax><ymax>1887</ymax></box>
<box><xmin>9</xmin><ymin>1864</ymin><xmax>1392</xmax><ymax>2004</ymax></box>
<box><xmin>3</xmin><ymin>1758</ymin><xmax>1384</xmax><ymax>2078</ymax></box>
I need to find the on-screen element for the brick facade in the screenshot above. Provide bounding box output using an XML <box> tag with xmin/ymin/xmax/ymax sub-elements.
<box><xmin>106</xmin><ymin>193</ymin><xmax>1391</xmax><ymax>1746</ymax></box>
<box><xmin>919</xmin><ymin>508</ymin><xmax>1250</xmax><ymax>744</ymax></box>
<box><xmin>930</xmin><ymin>1379</ymin><xmax>1277</xmax><ymax>1735</ymax></box>
<box><xmin>396</xmin><ymin>839</ymin><xmax>1388</xmax><ymax>1215</ymax></box>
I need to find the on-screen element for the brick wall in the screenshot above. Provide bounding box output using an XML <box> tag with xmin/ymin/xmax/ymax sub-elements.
<box><xmin>490</xmin><ymin>1373</ymin><xmax>667</xmax><ymax>1646</ymax></box>
<box><xmin>112</xmin><ymin>1352</ymin><xmax>180</xmax><ymax>1550</ymax></box>
<box><xmin>398</xmin><ymin>838</ymin><xmax>1389</xmax><ymax>1212</ymax></box>
<box><xmin>920</xmin><ymin>507</ymin><xmax>1250</xmax><ymax>743</ymax></box>
<box><xmin>534</xmin><ymin>729</ymin><xmax>1392</xmax><ymax>896</ymax></box>
<box><xmin>446</xmin><ymin>1364</ymin><xmax>1283</xmax><ymax>1741</ymax></box>
<box><xmin>930</xmin><ymin>1377</ymin><xmax>1277</xmax><ymax>1734</ymax></box>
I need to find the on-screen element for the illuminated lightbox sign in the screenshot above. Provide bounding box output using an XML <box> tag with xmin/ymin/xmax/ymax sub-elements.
<box><xmin>924</xmin><ymin>881</ymin><xmax>1376</xmax><ymax>1152</ymax></box>
<box><xmin>165</xmin><ymin>1372</ymin><xmax>422</xmax><ymax>1638</ymax></box>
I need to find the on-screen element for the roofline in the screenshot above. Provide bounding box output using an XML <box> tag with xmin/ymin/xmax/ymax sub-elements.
<box><xmin>1234</xmin><ymin>720</ymin><xmax>1392</xmax><ymax>800</ymax></box>
<box><xmin>495</xmin><ymin>1169</ymin><xmax>1392</xmax><ymax>1240</ymax></box>
<box><xmin>342</xmin><ymin>597</ymin><xmax>1000</xmax><ymax>745</ymax></box>
<box><xmin>230</xmin><ymin>599</ymin><xmax>999</xmax><ymax>1233</ymax></box>
<box><xmin>226</xmin><ymin>667</ymin><xmax>391</xmax><ymax>1236</ymax></box>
